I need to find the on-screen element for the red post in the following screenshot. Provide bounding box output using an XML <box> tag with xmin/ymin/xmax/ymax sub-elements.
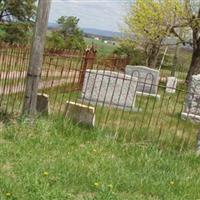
<box><xmin>79</xmin><ymin>45</ymin><xmax>97</xmax><ymax>87</ymax></box>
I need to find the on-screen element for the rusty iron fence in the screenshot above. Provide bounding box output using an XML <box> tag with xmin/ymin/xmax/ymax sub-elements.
<box><xmin>0</xmin><ymin>44</ymin><xmax>199</xmax><ymax>152</ymax></box>
<box><xmin>0</xmin><ymin>44</ymin><xmax>128</xmax><ymax>114</ymax></box>
<box><xmin>42</xmin><ymin>60</ymin><xmax>199</xmax><ymax>152</ymax></box>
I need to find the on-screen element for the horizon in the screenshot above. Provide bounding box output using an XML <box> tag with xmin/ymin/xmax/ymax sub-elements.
<box><xmin>48</xmin><ymin>22</ymin><xmax>122</xmax><ymax>33</ymax></box>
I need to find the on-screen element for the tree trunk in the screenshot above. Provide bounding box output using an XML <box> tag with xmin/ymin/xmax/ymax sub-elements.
<box><xmin>186</xmin><ymin>8</ymin><xmax>200</xmax><ymax>83</ymax></box>
<box><xmin>146</xmin><ymin>44</ymin><xmax>160</xmax><ymax>68</ymax></box>
<box><xmin>186</xmin><ymin>43</ymin><xmax>200</xmax><ymax>83</ymax></box>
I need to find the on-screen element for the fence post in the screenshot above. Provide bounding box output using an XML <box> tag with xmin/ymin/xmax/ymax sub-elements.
<box><xmin>22</xmin><ymin>0</ymin><xmax>51</xmax><ymax>117</ymax></box>
<box><xmin>79</xmin><ymin>46</ymin><xmax>97</xmax><ymax>87</ymax></box>
<box><xmin>112</xmin><ymin>54</ymin><xmax>117</xmax><ymax>70</ymax></box>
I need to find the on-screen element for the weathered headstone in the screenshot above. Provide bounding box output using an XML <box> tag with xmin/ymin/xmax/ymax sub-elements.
<box><xmin>166</xmin><ymin>77</ymin><xmax>177</xmax><ymax>93</ymax></box>
<box><xmin>36</xmin><ymin>93</ymin><xmax>49</xmax><ymax>115</ymax></box>
<box><xmin>181</xmin><ymin>74</ymin><xmax>200</xmax><ymax>122</ymax></box>
<box><xmin>65</xmin><ymin>101</ymin><xmax>95</xmax><ymax>127</ymax></box>
<box><xmin>81</xmin><ymin>70</ymin><xmax>138</xmax><ymax>111</ymax></box>
<box><xmin>125</xmin><ymin>65</ymin><xmax>160</xmax><ymax>98</ymax></box>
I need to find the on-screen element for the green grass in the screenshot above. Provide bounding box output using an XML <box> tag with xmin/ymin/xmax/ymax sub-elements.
<box><xmin>41</xmin><ymin>83</ymin><xmax>198</xmax><ymax>152</ymax></box>
<box><xmin>84</xmin><ymin>37</ymin><xmax>117</xmax><ymax>58</ymax></box>
<box><xmin>0</xmin><ymin>116</ymin><xmax>200</xmax><ymax>200</ymax></box>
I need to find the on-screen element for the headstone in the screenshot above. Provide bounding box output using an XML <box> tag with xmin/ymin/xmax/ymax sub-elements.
<box><xmin>166</xmin><ymin>77</ymin><xmax>177</xmax><ymax>93</ymax></box>
<box><xmin>81</xmin><ymin>70</ymin><xmax>138</xmax><ymax>111</ymax></box>
<box><xmin>65</xmin><ymin>101</ymin><xmax>95</xmax><ymax>127</ymax></box>
<box><xmin>36</xmin><ymin>93</ymin><xmax>49</xmax><ymax>115</ymax></box>
<box><xmin>181</xmin><ymin>74</ymin><xmax>200</xmax><ymax>122</ymax></box>
<box><xmin>125</xmin><ymin>65</ymin><xmax>160</xmax><ymax>98</ymax></box>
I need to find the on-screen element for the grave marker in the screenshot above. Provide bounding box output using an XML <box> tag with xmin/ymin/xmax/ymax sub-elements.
<box><xmin>125</xmin><ymin>65</ymin><xmax>160</xmax><ymax>98</ymax></box>
<box><xmin>81</xmin><ymin>70</ymin><xmax>138</xmax><ymax>111</ymax></box>
<box><xmin>181</xmin><ymin>74</ymin><xmax>200</xmax><ymax>122</ymax></box>
<box><xmin>166</xmin><ymin>77</ymin><xmax>177</xmax><ymax>93</ymax></box>
<box><xmin>65</xmin><ymin>101</ymin><xmax>95</xmax><ymax>127</ymax></box>
<box><xmin>36</xmin><ymin>93</ymin><xmax>49</xmax><ymax>115</ymax></box>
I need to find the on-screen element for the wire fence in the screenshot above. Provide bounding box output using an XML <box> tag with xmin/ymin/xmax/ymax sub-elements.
<box><xmin>0</xmin><ymin>44</ymin><xmax>198</xmax><ymax>152</ymax></box>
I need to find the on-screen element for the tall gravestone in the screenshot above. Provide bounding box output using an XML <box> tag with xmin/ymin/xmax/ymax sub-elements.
<box><xmin>125</xmin><ymin>65</ymin><xmax>160</xmax><ymax>98</ymax></box>
<box><xmin>181</xmin><ymin>74</ymin><xmax>200</xmax><ymax>122</ymax></box>
<box><xmin>81</xmin><ymin>70</ymin><xmax>138</xmax><ymax>111</ymax></box>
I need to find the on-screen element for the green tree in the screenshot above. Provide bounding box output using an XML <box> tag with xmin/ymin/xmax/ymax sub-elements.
<box><xmin>172</xmin><ymin>0</ymin><xmax>200</xmax><ymax>82</ymax></box>
<box><xmin>0</xmin><ymin>0</ymin><xmax>36</xmax><ymax>44</ymax></box>
<box><xmin>114</xmin><ymin>39</ymin><xmax>146</xmax><ymax>65</ymax></box>
<box><xmin>47</xmin><ymin>16</ymin><xmax>85</xmax><ymax>50</ymax></box>
<box><xmin>125</xmin><ymin>0</ymin><xmax>184</xmax><ymax>68</ymax></box>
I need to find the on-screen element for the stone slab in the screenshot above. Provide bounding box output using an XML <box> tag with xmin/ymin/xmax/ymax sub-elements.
<box><xmin>181</xmin><ymin>112</ymin><xmax>200</xmax><ymax>123</ymax></box>
<box><xmin>125</xmin><ymin>65</ymin><xmax>160</xmax><ymax>95</ymax></box>
<box><xmin>78</xmin><ymin>99</ymin><xmax>142</xmax><ymax>112</ymax></box>
<box><xmin>36</xmin><ymin>93</ymin><xmax>49</xmax><ymax>115</ymax></box>
<box><xmin>181</xmin><ymin>74</ymin><xmax>200</xmax><ymax>122</ymax></box>
<box><xmin>81</xmin><ymin>70</ymin><xmax>138</xmax><ymax>110</ymax></box>
<box><xmin>136</xmin><ymin>91</ymin><xmax>160</xmax><ymax>100</ymax></box>
<box><xmin>65</xmin><ymin>101</ymin><xmax>95</xmax><ymax>127</ymax></box>
<box><xmin>166</xmin><ymin>77</ymin><xmax>177</xmax><ymax>93</ymax></box>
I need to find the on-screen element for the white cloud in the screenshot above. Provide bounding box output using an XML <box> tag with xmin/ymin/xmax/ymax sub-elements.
<box><xmin>49</xmin><ymin>0</ymin><xmax>130</xmax><ymax>31</ymax></box>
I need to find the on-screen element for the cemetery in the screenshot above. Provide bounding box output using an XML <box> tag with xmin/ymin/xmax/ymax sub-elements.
<box><xmin>1</xmin><ymin>0</ymin><xmax>200</xmax><ymax>199</ymax></box>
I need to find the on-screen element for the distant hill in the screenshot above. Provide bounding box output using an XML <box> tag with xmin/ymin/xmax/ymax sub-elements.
<box><xmin>82</xmin><ymin>28</ymin><xmax>122</xmax><ymax>38</ymax></box>
<box><xmin>48</xmin><ymin>23</ymin><xmax>122</xmax><ymax>38</ymax></box>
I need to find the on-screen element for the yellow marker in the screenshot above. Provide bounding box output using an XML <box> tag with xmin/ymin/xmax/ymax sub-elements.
<box><xmin>94</xmin><ymin>182</ymin><xmax>99</xmax><ymax>187</ymax></box>
<box><xmin>43</xmin><ymin>171</ymin><xmax>49</xmax><ymax>176</ymax></box>
<box><xmin>6</xmin><ymin>192</ymin><xmax>11</xmax><ymax>197</ymax></box>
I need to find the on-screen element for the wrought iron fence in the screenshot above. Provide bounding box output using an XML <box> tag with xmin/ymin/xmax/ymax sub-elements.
<box><xmin>0</xmin><ymin>44</ymin><xmax>199</xmax><ymax>152</ymax></box>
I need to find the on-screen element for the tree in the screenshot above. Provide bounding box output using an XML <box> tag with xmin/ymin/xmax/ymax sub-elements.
<box><xmin>172</xmin><ymin>0</ymin><xmax>200</xmax><ymax>82</ymax></box>
<box><xmin>125</xmin><ymin>0</ymin><xmax>184</xmax><ymax>68</ymax></box>
<box><xmin>47</xmin><ymin>16</ymin><xmax>85</xmax><ymax>50</ymax></box>
<box><xmin>114</xmin><ymin>39</ymin><xmax>146</xmax><ymax>65</ymax></box>
<box><xmin>0</xmin><ymin>0</ymin><xmax>36</xmax><ymax>44</ymax></box>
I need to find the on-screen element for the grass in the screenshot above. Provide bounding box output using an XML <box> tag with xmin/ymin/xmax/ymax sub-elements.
<box><xmin>84</xmin><ymin>37</ymin><xmax>117</xmax><ymax>58</ymax></box>
<box><xmin>42</xmin><ymin>82</ymin><xmax>198</xmax><ymax>152</ymax></box>
<box><xmin>0</xmin><ymin>75</ymin><xmax>198</xmax><ymax>152</ymax></box>
<box><xmin>0</xmin><ymin>115</ymin><xmax>200</xmax><ymax>199</ymax></box>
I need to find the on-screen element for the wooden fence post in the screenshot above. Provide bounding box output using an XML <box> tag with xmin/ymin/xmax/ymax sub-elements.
<box><xmin>22</xmin><ymin>0</ymin><xmax>51</xmax><ymax>117</ymax></box>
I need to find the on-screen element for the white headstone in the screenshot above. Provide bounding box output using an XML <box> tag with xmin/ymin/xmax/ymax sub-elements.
<box><xmin>166</xmin><ymin>77</ymin><xmax>177</xmax><ymax>93</ymax></box>
<box><xmin>125</xmin><ymin>65</ymin><xmax>160</xmax><ymax>97</ymax></box>
<box><xmin>81</xmin><ymin>70</ymin><xmax>138</xmax><ymax>111</ymax></box>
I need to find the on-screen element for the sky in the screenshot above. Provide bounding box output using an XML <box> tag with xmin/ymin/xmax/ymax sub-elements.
<box><xmin>49</xmin><ymin>0</ymin><xmax>131</xmax><ymax>32</ymax></box>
